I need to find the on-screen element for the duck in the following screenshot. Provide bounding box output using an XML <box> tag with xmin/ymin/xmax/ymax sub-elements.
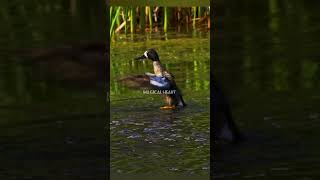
<box><xmin>24</xmin><ymin>42</ymin><xmax>107</xmax><ymax>87</ymax></box>
<box><xmin>212</xmin><ymin>75</ymin><xmax>243</xmax><ymax>143</ymax></box>
<box><xmin>119</xmin><ymin>49</ymin><xmax>186</xmax><ymax>110</ymax></box>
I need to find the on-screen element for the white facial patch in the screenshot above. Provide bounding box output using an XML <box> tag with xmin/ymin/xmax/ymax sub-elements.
<box><xmin>144</xmin><ymin>51</ymin><xmax>148</xmax><ymax>58</ymax></box>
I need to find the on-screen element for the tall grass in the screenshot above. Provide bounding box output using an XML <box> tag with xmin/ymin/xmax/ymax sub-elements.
<box><xmin>110</xmin><ymin>6</ymin><xmax>210</xmax><ymax>38</ymax></box>
<box><xmin>147</xmin><ymin>6</ymin><xmax>152</xmax><ymax>31</ymax></box>
<box><xmin>110</xmin><ymin>6</ymin><xmax>121</xmax><ymax>37</ymax></box>
<box><xmin>164</xmin><ymin>7</ymin><xmax>167</xmax><ymax>32</ymax></box>
<box><xmin>130</xmin><ymin>7</ymin><xmax>135</xmax><ymax>33</ymax></box>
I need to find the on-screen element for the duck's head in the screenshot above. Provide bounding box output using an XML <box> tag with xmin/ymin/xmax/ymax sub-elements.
<box><xmin>134</xmin><ymin>49</ymin><xmax>160</xmax><ymax>62</ymax></box>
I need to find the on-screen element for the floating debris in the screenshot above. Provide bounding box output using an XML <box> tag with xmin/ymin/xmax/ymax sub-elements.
<box><xmin>163</xmin><ymin>138</ymin><xmax>175</xmax><ymax>142</ymax></box>
<box><xmin>202</xmin><ymin>166</ymin><xmax>209</xmax><ymax>170</ymax></box>
<box><xmin>169</xmin><ymin>167</ymin><xmax>179</xmax><ymax>171</ymax></box>
<box><xmin>195</xmin><ymin>137</ymin><xmax>207</xmax><ymax>142</ymax></box>
<box><xmin>127</xmin><ymin>133</ymin><xmax>141</xmax><ymax>139</ymax></box>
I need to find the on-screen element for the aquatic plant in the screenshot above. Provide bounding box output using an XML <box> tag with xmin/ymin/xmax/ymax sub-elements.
<box><xmin>109</xmin><ymin>6</ymin><xmax>210</xmax><ymax>38</ymax></box>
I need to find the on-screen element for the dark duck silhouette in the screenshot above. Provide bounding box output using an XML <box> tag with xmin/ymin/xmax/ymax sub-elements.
<box><xmin>119</xmin><ymin>49</ymin><xmax>186</xmax><ymax>110</ymax></box>
<box><xmin>212</xmin><ymin>77</ymin><xmax>243</xmax><ymax>143</ymax></box>
<box><xmin>23</xmin><ymin>42</ymin><xmax>107</xmax><ymax>88</ymax></box>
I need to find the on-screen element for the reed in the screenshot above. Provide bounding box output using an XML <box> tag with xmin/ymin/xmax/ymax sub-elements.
<box><xmin>124</xmin><ymin>7</ymin><xmax>128</xmax><ymax>34</ymax></box>
<box><xmin>110</xmin><ymin>6</ymin><xmax>112</xmax><ymax>23</ymax></box>
<box><xmin>110</xmin><ymin>6</ymin><xmax>210</xmax><ymax>38</ymax></box>
<box><xmin>198</xmin><ymin>6</ymin><xmax>201</xmax><ymax>17</ymax></box>
<box><xmin>110</xmin><ymin>6</ymin><xmax>121</xmax><ymax>37</ymax></box>
<box><xmin>147</xmin><ymin>6</ymin><xmax>152</xmax><ymax>31</ymax></box>
<box><xmin>192</xmin><ymin>6</ymin><xmax>196</xmax><ymax>29</ymax></box>
<box><xmin>130</xmin><ymin>7</ymin><xmax>134</xmax><ymax>33</ymax></box>
<box><xmin>164</xmin><ymin>7</ymin><xmax>167</xmax><ymax>32</ymax></box>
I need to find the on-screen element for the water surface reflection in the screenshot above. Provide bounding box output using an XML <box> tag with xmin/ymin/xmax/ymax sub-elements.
<box><xmin>0</xmin><ymin>1</ymin><xmax>106</xmax><ymax>179</ymax></box>
<box><xmin>214</xmin><ymin>0</ymin><xmax>320</xmax><ymax>179</ymax></box>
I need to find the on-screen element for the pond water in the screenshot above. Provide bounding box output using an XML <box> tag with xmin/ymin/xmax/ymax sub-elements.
<box><xmin>214</xmin><ymin>0</ymin><xmax>320</xmax><ymax>179</ymax></box>
<box><xmin>110</xmin><ymin>32</ymin><xmax>210</xmax><ymax>177</ymax></box>
<box><xmin>0</xmin><ymin>1</ymin><xmax>106</xmax><ymax>179</ymax></box>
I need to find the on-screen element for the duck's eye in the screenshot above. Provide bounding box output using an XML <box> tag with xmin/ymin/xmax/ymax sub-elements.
<box><xmin>144</xmin><ymin>51</ymin><xmax>148</xmax><ymax>58</ymax></box>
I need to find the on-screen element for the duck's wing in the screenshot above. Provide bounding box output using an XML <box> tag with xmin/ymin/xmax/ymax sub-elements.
<box><xmin>118</xmin><ymin>75</ymin><xmax>152</xmax><ymax>89</ymax></box>
<box><xmin>118</xmin><ymin>74</ymin><xmax>172</xmax><ymax>90</ymax></box>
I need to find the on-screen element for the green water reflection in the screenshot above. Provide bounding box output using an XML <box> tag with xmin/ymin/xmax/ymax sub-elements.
<box><xmin>110</xmin><ymin>32</ymin><xmax>210</xmax><ymax>176</ymax></box>
<box><xmin>214</xmin><ymin>0</ymin><xmax>320</xmax><ymax>179</ymax></box>
<box><xmin>0</xmin><ymin>1</ymin><xmax>105</xmax><ymax>179</ymax></box>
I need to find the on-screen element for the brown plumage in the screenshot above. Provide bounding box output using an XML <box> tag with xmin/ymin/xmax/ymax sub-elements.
<box><xmin>119</xmin><ymin>75</ymin><xmax>152</xmax><ymax>89</ymax></box>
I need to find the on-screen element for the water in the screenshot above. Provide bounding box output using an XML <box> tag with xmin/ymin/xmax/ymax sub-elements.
<box><xmin>3</xmin><ymin>1</ymin><xmax>318</xmax><ymax>179</ymax></box>
<box><xmin>214</xmin><ymin>0</ymin><xmax>320</xmax><ymax>179</ymax></box>
<box><xmin>110</xmin><ymin>31</ymin><xmax>210</xmax><ymax>177</ymax></box>
<box><xmin>0</xmin><ymin>1</ymin><xmax>106</xmax><ymax>179</ymax></box>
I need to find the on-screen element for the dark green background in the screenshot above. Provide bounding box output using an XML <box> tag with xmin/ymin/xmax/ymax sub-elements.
<box><xmin>0</xmin><ymin>1</ymin><xmax>106</xmax><ymax>179</ymax></box>
<box><xmin>214</xmin><ymin>0</ymin><xmax>320</xmax><ymax>179</ymax></box>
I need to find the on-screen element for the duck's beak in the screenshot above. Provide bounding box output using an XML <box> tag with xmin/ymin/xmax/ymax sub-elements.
<box><xmin>134</xmin><ymin>54</ymin><xmax>147</xmax><ymax>60</ymax></box>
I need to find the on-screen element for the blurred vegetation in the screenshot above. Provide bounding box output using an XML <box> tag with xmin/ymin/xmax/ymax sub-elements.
<box><xmin>0</xmin><ymin>1</ymin><xmax>106</xmax><ymax>178</ymax></box>
<box><xmin>214</xmin><ymin>0</ymin><xmax>320</xmax><ymax>92</ymax></box>
<box><xmin>214</xmin><ymin>0</ymin><xmax>320</xmax><ymax>178</ymax></box>
<box><xmin>0</xmin><ymin>0</ymin><xmax>105</xmax><ymax>49</ymax></box>
<box><xmin>0</xmin><ymin>0</ymin><xmax>105</xmax><ymax>121</ymax></box>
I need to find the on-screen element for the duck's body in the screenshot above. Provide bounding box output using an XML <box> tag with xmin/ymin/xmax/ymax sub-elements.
<box><xmin>119</xmin><ymin>49</ymin><xmax>186</xmax><ymax>109</ymax></box>
<box><xmin>24</xmin><ymin>42</ymin><xmax>106</xmax><ymax>87</ymax></box>
<box><xmin>149</xmin><ymin>59</ymin><xmax>185</xmax><ymax>108</ymax></box>
<box><xmin>212</xmin><ymin>76</ymin><xmax>242</xmax><ymax>143</ymax></box>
